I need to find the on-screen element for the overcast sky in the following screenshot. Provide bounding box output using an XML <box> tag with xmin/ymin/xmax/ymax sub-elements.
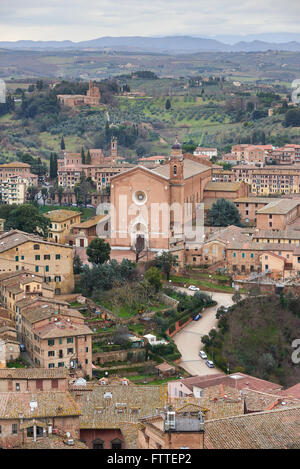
<box><xmin>0</xmin><ymin>0</ymin><xmax>300</xmax><ymax>42</ymax></box>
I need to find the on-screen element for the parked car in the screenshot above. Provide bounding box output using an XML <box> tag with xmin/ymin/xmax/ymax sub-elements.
<box><xmin>20</xmin><ymin>344</ymin><xmax>26</xmax><ymax>352</ymax></box>
<box><xmin>199</xmin><ymin>350</ymin><xmax>207</xmax><ymax>359</ymax></box>
<box><xmin>205</xmin><ymin>360</ymin><xmax>215</xmax><ymax>368</ymax></box>
<box><xmin>193</xmin><ymin>314</ymin><xmax>202</xmax><ymax>321</ymax></box>
<box><xmin>188</xmin><ymin>285</ymin><xmax>200</xmax><ymax>291</ymax></box>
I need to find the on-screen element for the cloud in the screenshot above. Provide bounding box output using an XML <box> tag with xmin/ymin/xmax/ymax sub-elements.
<box><xmin>0</xmin><ymin>0</ymin><xmax>299</xmax><ymax>41</ymax></box>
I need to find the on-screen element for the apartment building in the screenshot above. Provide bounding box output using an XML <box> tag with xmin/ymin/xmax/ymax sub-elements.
<box><xmin>0</xmin><ymin>367</ymin><xmax>69</xmax><ymax>392</ymax></box>
<box><xmin>194</xmin><ymin>147</ymin><xmax>218</xmax><ymax>159</ymax></box>
<box><xmin>0</xmin><ymin>162</ymin><xmax>38</xmax><ymax>185</ymax></box>
<box><xmin>211</xmin><ymin>167</ymin><xmax>236</xmax><ymax>183</ymax></box>
<box><xmin>0</xmin><ymin>230</ymin><xmax>74</xmax><ymax>294</ymax></box>
<box><xmin>0</xmin><ymin>327</ymin><xmax>19</xmax><ymax>366</ymax></box>
<box><xmin>20</xmin><ymin>303</ymin><xmax>93</xmax><ymax>376</ymax></box>
<box><xmin>0</xmin><ymin>177</ymin><xmax>27</xmax><ymax>205</ymax></box>
<box><xmin>58</xmin><ymin>138</ymin><xmax>127</xmax><ymax>190</ymax></box>
<box><xmin>95</xmin><ymin>164</ymin><xmax>133</xmax><ymax>191</ymax></box>
<box><xmin>231</xmin><ymin>144</ymin><xmax>273</xmax><ymax>165</ymax></box>
<box><xmin>0</xmin><ymin>389</ymin><xmax>81</xmax><ymax>448</ymax></box>
<box><xmin>234</xmin><ymin>197</ymin><xmax>275</xmax><ymax>225</ymax></box>
<box><xmin>0</xmin><ymin>271</ymin><xmax>54</xmax><ymax>321</ymax></box>
<box><xmin>255</xmin><ymin>199</ymin><xmax>300</xmax><ymax>230</ymax></box>
<box><xmin>44</xmin><ymin>209</ymin><xmax>81</xmax><ymax>244</ymax></box>
<box><xmin>233</xmin><ymin>165</ymin><xmax>300</xmax><ymax>195</ymax></box>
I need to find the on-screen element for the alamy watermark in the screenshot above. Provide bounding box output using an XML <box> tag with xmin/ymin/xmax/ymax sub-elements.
<box><xmin>95</xmin><ymin>197</ymin><xmax>205</xmax><ymax>246</ymax></box>
<box><xmin>0</xmin><ymin>79</ymin><xmax>6</xmax><ymax>103</ymax></box>
<box><xmin>291</xmin><ymin>79</ymin><xmax>300</xmax><ymax>104</ymax></box>
<box><xmin>292</xmin><ymin>339</ymin><xmax>300</xmax><ymax>364</ymax></box>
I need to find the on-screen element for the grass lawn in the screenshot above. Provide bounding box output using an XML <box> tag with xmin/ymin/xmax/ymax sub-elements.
<box><xmin>169</xmin><ymin>275</ymin><xmax>237</xmax><ymax>293</ymax></box>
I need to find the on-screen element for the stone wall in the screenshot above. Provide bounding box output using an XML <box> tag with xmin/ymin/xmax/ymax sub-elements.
<box><xmin>93</xmin><ymin>348</ymin><xmax>144</xmax><ymax>365</ymax></box>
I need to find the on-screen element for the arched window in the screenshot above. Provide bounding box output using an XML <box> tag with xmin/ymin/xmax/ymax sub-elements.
<box><xmin>111</xmin><ymin>438</ymin><xmax>122</xmax><ymax>449</ymax></box>
<box><xmin>173</xmin><ymin>165</ymin><xmax>177</xmax><ymax>176</ymax></box>
<box><xmin>92</xmin><ymin>438</ymin><xmax>104</xmax><ymax>449</ymax></box>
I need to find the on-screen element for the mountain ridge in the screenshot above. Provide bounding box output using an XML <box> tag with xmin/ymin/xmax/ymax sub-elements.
<box><xmin>1</xmin><ymin>35</ymin><xmax>300</xmax><ymax>53</ymax></box>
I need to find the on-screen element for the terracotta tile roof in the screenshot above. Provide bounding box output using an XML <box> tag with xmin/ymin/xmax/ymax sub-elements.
<box><xmin>173</xmin><ymin>386</ymin><xmax>244</xmax><ymax>420</ymax></box>
<box><xmin>0</xmin><ymin>230</ymin><xmax>73</xmax><ymax>252</ymax></box>
<box><xmin>21</xmin><ymin>304</ymin><xmax>83</xmax><ymax>324</ymax></box>
<box><xmin>234</xmin><ymin>197</ymin><xmax>277</xmax><ymax>204</ymax></box>
<box><xmin>204</xmin><ymin>405</ymin><xmax>300</xmax><ymax>449</ymax></box>
<box><xmin>119</xmin><ymin>422</ymin><xmax>140</xmax><ymax>449</ymax></box>
<box><xmin>204</xmin><ymin>181</ymin><xmax>243</xmax><ymax>192</ymax></box>
<box><xmin>281</xmin><ymin>383</ymin><xmax>300</xmax><ymax>399</ymax></box>
<box><xmin>257</xmin><ymin>199</ymin><xmax>300</xmax><ymax>214</ymax></box>
<box><xmin>204</xmin><ymin>225</ymin><xmax>250</xmax><ymax>245</ymax></box>
<box><xmin>76</xmin><ymin>384</ymin><xmax>167</xmax><ymax>429</ymax></box>
<box><xmin>0</xmin><ymin>162</ymin><xmax>30</xmax><ymax>168</ymax></box>
<box><xmin>152</xmin><ymin>158</ymin><xmax>211</xmax><ymax>180</ymax></box>
<box><xmin>44</xmin><ymin>209</ymin><xmax>81</xmax><ymax>222</ymax></box>
<box><xmin>0</xmin><ymin>391</ymin><xmax>80</xmax><ymax>419</ymax></box>
<box><xmin>241</xmin><ymin>389</ymin><xmax>300</xmax><ymax>413</ymax></box>
<box><xmin>22</xmin><ymin>435</ymin><xmax>88</xmax><ymax>449</ymax></box>
<box><xmin>0</xmin><ymin>368</ymin><xmax>69</xmax><ymax>379</ymax></box>
<box><xmin>172</xmin><ymin>372</ymin><xmax>282</xmax><ymax>394</ymax></box>
<box><xmin>71</xmin><ymin>215</ymin><xmax>106</xmax><ymax>230</ymax></box>
<box><xmin>252</xmin><ymin>229</ymin><xmax>300</xmax><ymax>240</ymax></box>
<box><xmin>36</xmin><ymin>320</ymin><xmax>92</xmax><ymax>339</ymax></box>
<box><xmin>155</xmin><ymin>362</ymin><xmax>175</xmax><ymax>372</ymax></box>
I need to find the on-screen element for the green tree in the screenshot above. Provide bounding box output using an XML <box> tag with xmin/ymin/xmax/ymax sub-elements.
<box><xmin>86</xmin><ymin>150</ymin><xmax>91</xmax><ymax>165</ymax></box>
<box><xmin>41</xmin><ymin>187</ymin><xmax>48</xmax><ymax>206</ymax></box>
<box><xmin>60</xmin><ymin>136</ymin><xmax>65</xmax><ymax>150</ymax></box>
<box><xmin>144</xmin><ymin>267</ymin><xmax>162</xmax><ymax>292</ymax></box>
<box><xmin>165</xmin><ymin>99</ymin><xmax>171</xmax><ymax>110</ymax></box>
<box><xmin>81</xmin><ymin>147</ymin><xmax>86</xmax><ymax>165</ymax></box>
<box><xmin>207</xmin><ymin>199</ymin><xmax>242</xmax><ymax>227</ymax></box>
<box><xmin>27</xmin><ymin>186</ymin><xmax>39</xmax><ymax>204</ymax></box>
<box><xmin>49</xmin><ymin>153</ymin><xmax>54</xmax><ymax>179</ymax></box>
<box><xmin>285</xmin><ymin>109</ymin><xmax>300</xmax><ymax>127</ymax></box>
<box><xmin>86</xmin><ymin>238</ymin><xmax>111</xmax><ymax>265</ymax></box>
<box><xmin>73</xmin><ymin>254</ymin><xmax>83</xmax><ymax>274</ymax></box>
<box><xmin>52</xmin><ymin>153</ymin><xmax>58</xmax><ymax>179</ymax></box>
<box><xmin>57</xmin><ymin>186</ymin><xmax>64</xmax><ymax>205</ymax></box>
<box><xmin>155</xmin><ymin>251</ymin><xmax>176</xmax><ymax>281</ymax></box>
<box><xmin>36</xmin><ymin>80</ymin><xmax>44</xmax><ymax>90</ymax></box>
<box><xmin>5</xmin><ymin>204</ymin><xmax>50</xmax><ymax>237</ymax></box>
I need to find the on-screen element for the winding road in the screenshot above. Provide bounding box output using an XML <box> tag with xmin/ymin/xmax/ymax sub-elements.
<box><xmin>174</xmin><ymin>289</ymin><xmax>235</xmax><ymax>376</ymax></box>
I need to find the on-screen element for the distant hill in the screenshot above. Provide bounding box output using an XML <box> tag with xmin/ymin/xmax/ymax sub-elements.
<box><xmin>1</xmin><ymin>36</ymin><xmax>300</xmax><ymax>53</ymax></box>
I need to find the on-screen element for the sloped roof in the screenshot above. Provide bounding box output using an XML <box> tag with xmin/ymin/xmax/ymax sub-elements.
<box><xmin>72</xmin><ymin>214</ymin><xmax>106</xmax><ymax>229</ymax></box>
<box><xmin>204</xmin><ymin>405</ymin><xmax>300</xmax><ymax>449</ymax></box>
<box><xmin>0</xmin><ymin>230</ymin><xmax>73</xmax><ymax>253</ymax></box>
<box><xmin>204</xmin><ymin>181</ymin><xmax>243</xmax><ymax>192</ymax></box>
<box><xmin>0</xmin><ymin>368</ymin><xmax>68</xmax><ymax>379</ymax></box>
<box><xmin>0</xmin><ymin>391</ymin><xmax>80</xmax><ymax>419</ymax></box>
<box><xmin>172</xmin><ymin>372</ymin><xmax>282</xmax><ymax>394</ymax></box>
<box><xmin>44</xmin><ymin>209</ymin><xmax>81</xmax><ymax>222</ymax></box>
<box><xmin>76</xmin><ymin>384</ymin><xmax>167</xmax><ymax>429</ymax></box>
<box><xmin>257</xmin><ymin>199</ymin><xmax>300</xmax><ymax>215</ymax></box>
<box><xmin>152</xmin><ymin>158</ymin><xmax>210</xmax><ymax>180</ymax></box>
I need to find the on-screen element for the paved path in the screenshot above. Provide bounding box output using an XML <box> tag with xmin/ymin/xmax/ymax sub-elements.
<box><xmin>174</xmin><ymin>289</ymin><xmax>234</xmax><ymax>376</ymax></box>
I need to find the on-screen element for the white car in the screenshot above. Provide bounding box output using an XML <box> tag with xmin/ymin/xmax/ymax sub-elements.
<box><xmin>205</xmin><ymin>360</ymin><xmax>215</xmax><ymax>368</ymax></box>
<box><xmin>199</xmin><ymin>351</ymin><xmax>207</xmax><ymax>360</ymax></box>
<box><xmin>188</xmin><ymin>285</ymin><xmax>200</xmax><ymax>291</ymax></box>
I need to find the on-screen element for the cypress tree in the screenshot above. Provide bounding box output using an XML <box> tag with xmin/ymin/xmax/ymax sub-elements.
<box><xmin>50</xmin><ymin>153</ymin><xmax>54</xmax><ymax>179</ymax></box>
<box><xmin>60</xmin><ymin>136</ymin><xmax>65</xmax><ymax>150</ymax></box>
<box><xmin>86</xmin><ymin>150</ymin><xmax>91</xmax><ymax>165</ymax></box>
<box><xmin>81</xmin><ymin>147</ymin><xmax>86</xmax><ymax>164</ymax></box>
<box><xmin>53</xmin><ymin>153</ymin><xmax>58</xmax><ymax>179</ymax></box>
